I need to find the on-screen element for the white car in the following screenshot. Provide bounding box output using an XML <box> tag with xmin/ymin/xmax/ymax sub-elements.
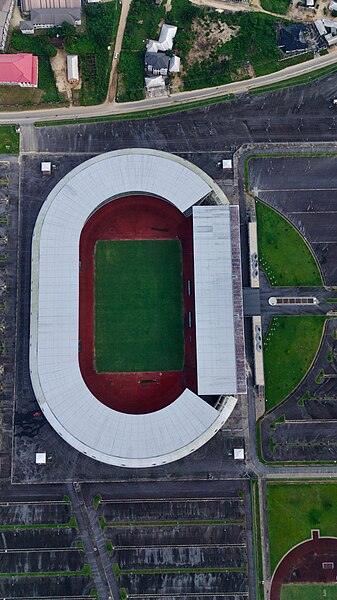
<box><xmin>114</xmin><ymin>52</ymin><xmax>119</xmax><ymax>59</ymax></box>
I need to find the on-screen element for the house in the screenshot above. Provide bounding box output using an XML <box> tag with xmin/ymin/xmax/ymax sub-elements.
<box><xmin>315</xmin><ymin>18</ymin><xmax>337</xmax><ymax>45</ymax></box>
<box><xmin>20</xmin><ymin>0</ymin><xmax>81</xmax><ymax>32</ymax></box>
<box><xmin>169</xmin><ymin>55</ymin><xmax>180</xmax><ymax>73</ymax></box>
<box><xmin>329</xmin><ymin>0</ymin><xmax>337</xmax><ymax>10</ymax></box>
<box><xmin>146</xmin><ymin>23</ymin><xmax>177</xmax><ymax>53</ymax></box>
<box><xmin>277</xmin><ymin>24</ymin><xmax>309</xmax><ymax>53</ymax></box>
<box><xmin>305</xmin><ymin>0</ymin><xmax>314</xmax><ymax>7</ymax></box>
<box><xmin>145</xmin><ymin>75</ymin><xmax>166</xmax><ymax>92</ymax></box>
<box><xmin>67</xmin><ymin>54</ymin><xmax>79</xmax><ymax>82</ymax></box>
<box><xmin>0</xmin><ymin>53</ymin><xmax>38</xmax><ymax>87</ymax></box>
<box><xmin>0</xmin><ymin>0</ymin><xmax>15</xmax><ymax>51</ymax></box>
<box><xmin>145</xmin><ymin>51</ymin><xmax>170</xmax><ymax>76</ymax></box>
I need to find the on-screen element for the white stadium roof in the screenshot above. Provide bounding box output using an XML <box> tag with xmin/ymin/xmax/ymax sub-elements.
<box><xmin>30</xmin><ymin>149</ymin><xmax>241</xmax><ymax>468</ymax></box>
<box><xmin>193</xmin><ymin>206</ymin><xmax>237</xmax><ymax>395</ymax></box>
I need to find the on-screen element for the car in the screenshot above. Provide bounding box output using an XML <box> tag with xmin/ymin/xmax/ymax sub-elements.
<box><xmin>114</xmin><ymin>52</ymin><xmax>119</xmax><ymax>59</ymax></box>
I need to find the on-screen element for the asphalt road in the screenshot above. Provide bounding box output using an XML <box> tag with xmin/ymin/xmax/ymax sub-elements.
<box><xmin>18</xmin><ymin>70</ymin><xmax>337</xmax><ymax>157</ymax></box>
<box><xmin>1</xmin><ymin>51</ymin><xmax>337</xmax><ymax>124</ymax></box>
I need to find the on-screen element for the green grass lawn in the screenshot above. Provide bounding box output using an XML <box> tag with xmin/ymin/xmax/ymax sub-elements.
<box><xmin>267</xmin><ymin>482</ymin><xmax>337</xmax><ymax>572</ymax></box>
<box><xmin>281</xmin><ymin>584</ymin><xmax>337</xmax><ymax>599</ymax></box>
<box><xmin>0</xmin><ymin>126</ymin><xmax>19</xmax><ymax>154</ymax></box>
<box><xmin>94</xmin><ymin>240</ymin><xmax>184</xmax><ymax>373</ymax></box>
<box><xmin>264</xmin><ymin>316</ymin><xmax>325</xmax><ymax>410</ymax></box>
<box><xmin>256</xmin><ymin>200</ymin><xmax>322</xmax><ymax>286</ymax></box>
<box><xmin>260</xmin><ymin>0</ymin><xmax>291</xmax><ymax>14</ymax></box>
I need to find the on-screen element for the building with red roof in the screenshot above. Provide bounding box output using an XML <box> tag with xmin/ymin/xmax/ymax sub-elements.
<box><xmin>0</xmin><ymin>53</ymin><xmax>38</xmax><ymax>87</ymax></box>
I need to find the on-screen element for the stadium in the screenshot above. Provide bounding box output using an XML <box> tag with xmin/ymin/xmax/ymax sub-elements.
<box><xmin>29</xmin><ymin>149</ymin><xmax>246</xmax><ymax>468</ymax></box>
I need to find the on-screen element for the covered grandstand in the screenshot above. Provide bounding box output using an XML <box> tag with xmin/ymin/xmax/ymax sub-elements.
<box><xmin>30</xmin><ymin>149</ymin><xmax>246</xmax><ymax>468</ymax></box>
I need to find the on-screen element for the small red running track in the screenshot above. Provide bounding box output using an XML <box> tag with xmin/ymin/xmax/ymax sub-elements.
<box><xmin>270</xmin><ymin>530</ymin><xmax>337</xmax><ymax>600</ymax></box>
<box><xmin>79</xmin><ymin>194</ymin><xmax>197</xmax><ymax>415</ymax></box>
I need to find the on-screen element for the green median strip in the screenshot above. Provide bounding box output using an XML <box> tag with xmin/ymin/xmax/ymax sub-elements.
<box><xmin>249</xmin><ymin>62</ymin><xmax>337</xmax><ymax>95</ymax></box>
<box><xmin>0</xmin><ymin>564</ymin><xmax>91</xmax><ymax>577</ymax></box>
<box><xmin>34</xmin><ymin>94</ymin><xmax>235</xmax><ymax>127</ymax></box>
<box><xmin>105</xmin><ymin>520</ymin><xmax>244</xmax><ymax>527</ymax></box>
<box><xmin>0</xmin><ymin>516</ymin><xmax>79</xmax><ymax>531</ymax></box>
<box><xmin>118</xmin><ymin>567</ymin><xmax>247</xmax><ymax>575</ymax></box>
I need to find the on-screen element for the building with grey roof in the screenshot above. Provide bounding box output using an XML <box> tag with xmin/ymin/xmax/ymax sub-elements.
<box><xmin>20</xmin><ymin>0</ymin><xmax>81</xmax><ymax>31</ymax></box>
<box><xmin>145</xmin><ymin>51</ymin><xmax>170</xmax><ymax>76</ymax></box>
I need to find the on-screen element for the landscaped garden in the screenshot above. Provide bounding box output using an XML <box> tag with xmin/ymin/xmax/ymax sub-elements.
<box><xmin>255</xmin><ymin>200</ymin><xmax>322</xmax><ymax>287</ymax></box>
<box><xmin>263</xmin><ymin>316</ymin><xmax>325</xmax><ymax>410</ymax></box>
<box><xmin>267</xmin><ymin>482</ymin><xmax>337</xmax><ymax>572</ymax></box>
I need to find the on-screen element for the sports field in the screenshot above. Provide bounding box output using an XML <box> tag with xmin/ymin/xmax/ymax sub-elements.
<box><xmin>281</xmin><ymin>583</ymin><xmax>337</xmax><ymax>599</ymax></box>
<box><xmin>94</xmin><ymin>240</ymin><xmax>184</xmax><ymax>373</ymax></box>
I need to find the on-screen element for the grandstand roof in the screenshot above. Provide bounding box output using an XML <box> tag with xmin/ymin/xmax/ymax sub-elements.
<box><xmin>193</xmin><ymin>205</ymin><xmax>237</xmax><ymax>395</ymax></box>
<box><xmin>30</xmin><ymin>149</ymin><xmax>238</xmax><ymax>468</ymax></box>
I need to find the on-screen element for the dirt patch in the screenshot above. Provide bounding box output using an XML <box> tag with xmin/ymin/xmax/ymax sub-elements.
<box><xmin>50</xmin><ymin>49</ymin><xmax>81</xmax><ymax>105</ymax></box>
<box><xmin>186</xmin><ymin>17</ymin><xmax>239</xmax><ymax>66</ymax></box>
<box><xmin>166</xmin><ymin>0</ymin><xmax>172</xmax><ymax>12</ymax></box>
<box><xmin>170</xmin><ymin>70</ymin><xmax>184</xmax><ymax>92</ymax></box>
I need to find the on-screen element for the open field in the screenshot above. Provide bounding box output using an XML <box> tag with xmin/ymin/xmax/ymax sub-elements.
<box><xmin>0</xmin><ymin>127</ymin><xmax>19</xmax><ymax>154</ymax></box>
<box><xmin>267</xmin><ymin>482</ymin><xmax>337</xmax><ymax>572</ymax></box>
<box><xmin>264</xmin><ymin>316</ymin><xmax>325</xmax><ymax>410</ymax></box>
<box><xmin>94</xmin><ymin>240</ymin><xmax>184</xmax><ymax>373</ymax></box>
<box><xmin>256</xmin><ymin>200</ymin><xmax>322</xmax><ymax>286</ymax></box>
<box><xmin>281</xmin><ymin>583</ymin><xmax>337</xmax><ymax>599</ymax></box>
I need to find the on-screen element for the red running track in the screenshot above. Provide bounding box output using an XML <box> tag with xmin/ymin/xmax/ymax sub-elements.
<box><xmin>270</xmin><ymin>530</ymin><xmax>337</xmax><ymax>600</ymax></box>
<box><xmin>79</xmin><ymin>194</ymin><xmax>197</xmax><ymax>415</ymax></box>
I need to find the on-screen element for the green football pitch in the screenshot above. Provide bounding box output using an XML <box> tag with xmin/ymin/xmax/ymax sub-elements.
<box><xmin>281</xmin><ymin>584</ymin><xmax>337</xmax><ymax>599</ymax></box>
<box><xmin>94</xmin><ymin>240</ymin><xmax>184</xmax><ymax>373</ymax></box>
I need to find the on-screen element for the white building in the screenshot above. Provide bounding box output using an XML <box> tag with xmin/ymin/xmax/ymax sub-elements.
<box><xmin>147</xmin><ymin>23</ymin><xmax>177</xmax><ymax>53</ymax></box>
<box><xmin>67</xmin><ymin>54</ymin><xmax>79</xmax><ymax>82</ymax></box>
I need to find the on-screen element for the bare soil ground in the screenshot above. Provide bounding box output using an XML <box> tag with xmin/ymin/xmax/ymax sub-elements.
<box><xmin>50</xmin><ymin>49</ymin><xmax>80</xmax><ymax>105</ymax></box>
<box><xmin>187</xmin><ymin>17</ymin><xmax>239</xmax><ymax>65</ymax></box>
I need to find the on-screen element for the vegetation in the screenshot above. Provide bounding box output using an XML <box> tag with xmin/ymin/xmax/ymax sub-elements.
<box><xmin>93</xmin><ymin>494</ymin><xmax>102</xmax><ymax>510</ymax></box>
<box><xmin>178</xmin><ymin>11</ymin><xmax>311</xmax><ymax>91</ymax></box>
<box><xmin>316</xmin><ymin>368</ymin><xmax>325</xmax><ymax>384</ymax></box>
<box><xmin>255</xmin><ymin>200</ymin><xmax>322</xmax><ymax>286</ymax></box>
<box><xmin>106</xmin><ymin>539</ymin><xmax>113</xmax><ymax>554</ymax></box>
<box><xmin>281</xmin><ymin>583</ymin><xmax>337</xmax><ymax>599</ymax></box>
<box><xmin>260</xmin><ymin>0</ymin><xmax>291</xmax><ymax>14</ymax></box>
<box><xmin>34</xmin><ymin>94</ymin><xmax>235</xmax><ymax>126</ymax></box>
<box><xmin>0</xmin><ymin>127</ymin><xmax>19</xmax><ymax>154</ymax></box>
<box><xmin>66</xmin><ymin>1</ymin><xmax>121</xmax><ymax>105</ymax></box>
<box><xmin>95</xmin><ymin>240</ymin><xmax>184</xmax><ymax>373</ymax></box>
<box><xmin>251</xmin><ymin>480</ymin><xmax>264</xmax><ymax>600</ymax></box>
<box><xmin>249</xmin><ymin>62</ymin><xmax>337</xmax><ymax>95</ymax></box>
<box><xmin>5</xmin><ymin>31</ymin><xmax>60</xmax><ymax>106</ymax></box>
<box><xmin>117</xmin><ymin>0</ymin><xmax>165</xmax><ymax>102</ymax></box>
<box><xmin>263</xmin><ymin>316</ymin><xmax>325</xmax><ymax>410</ymax></box>
<box><xmin>267</xmin><ymin>482</ymin><xmax>337</xmax><ymax>572</ymax></box>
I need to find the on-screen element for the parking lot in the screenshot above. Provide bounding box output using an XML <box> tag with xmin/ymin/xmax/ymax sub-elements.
<box><xmin>0</xmin><ymin>499</ymin><xmax>95</xmax><ymax>598</ymax></box>
<box><xmin>249</xmin><ymin>155</ymin><xmax>337</xmax><ymax>462</ymax></box>
<box><xmin>249</xmin><ymin>155</ymin><xmax>337</xmax><ymax>286</ymax></box>
<box><xmin>98</xmin><ymin>491</ymin><xmax>249</xmax><ymax>599</ymax></box>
